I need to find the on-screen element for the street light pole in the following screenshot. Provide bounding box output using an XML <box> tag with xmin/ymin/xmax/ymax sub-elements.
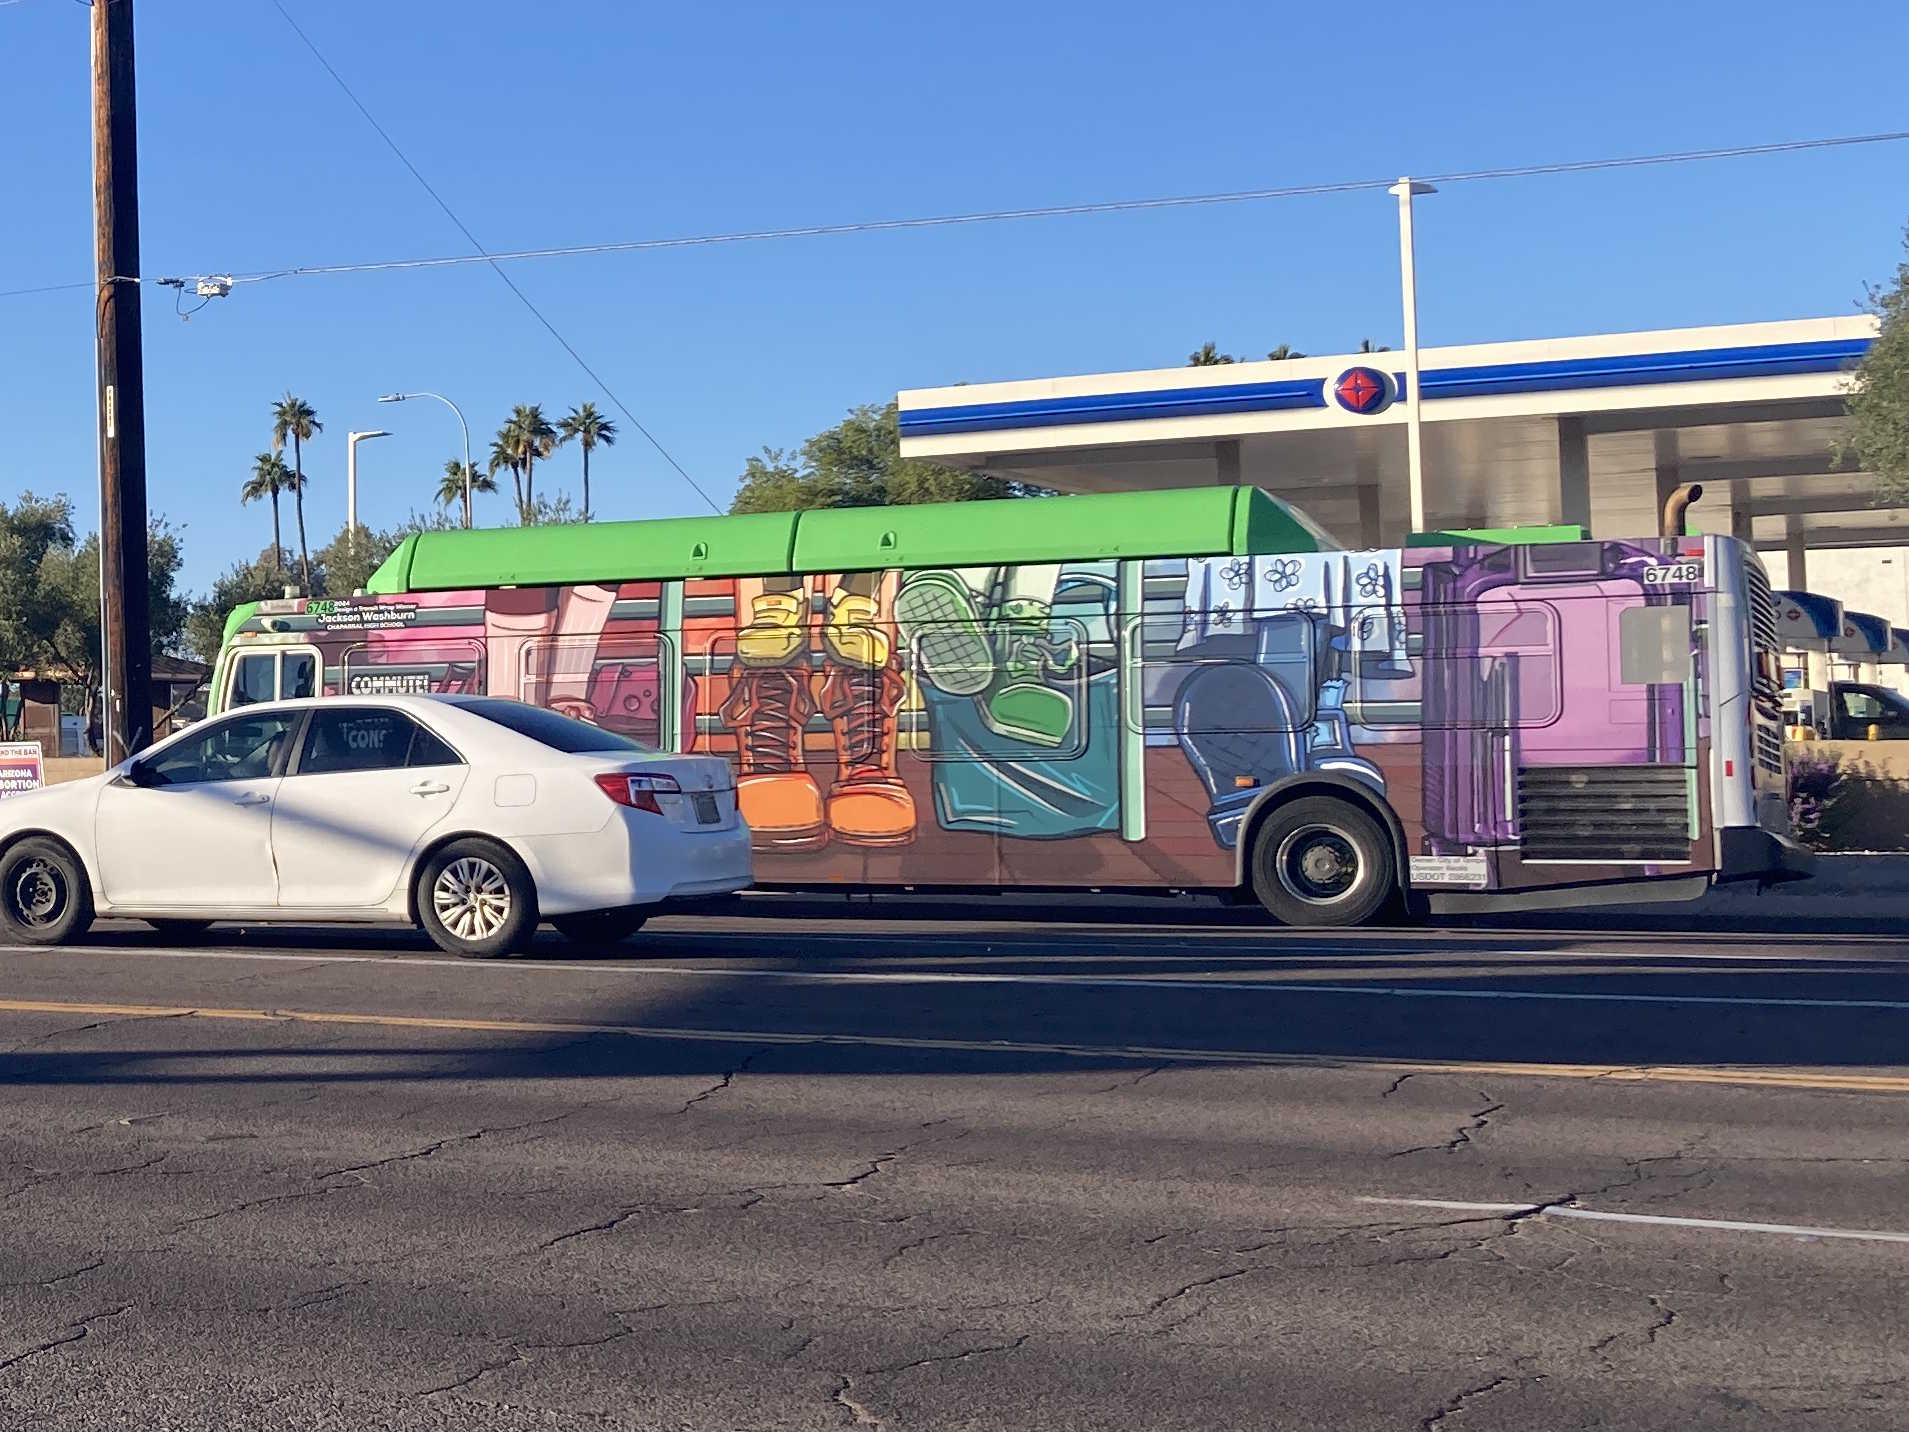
<box><xmin>345</xmin><ymin>430</ymin><xmax>391</xmax><ymax>553</ymax></box>
<box><xmin>379</xmin><ymin>391</ymin><xmax>473</xmax><ymax>529</ymax></box>
<box><xmin>1389</xmin><ymin>178</ymin><xmax>1436</xmax><ymax>537</ymax></box>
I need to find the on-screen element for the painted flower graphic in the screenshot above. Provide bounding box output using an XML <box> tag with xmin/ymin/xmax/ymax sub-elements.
<box><xmin>1286</xmin><ymin>597</ymin><xmax>1320</xmax><ymax>614</ymax></box>
<box><xmin>1220</xmin><ymin>558</ymin><xmax>1251</xmax><ymax>591</ymax></box>
<box><xmin>1354</xmin><ymin>562</ymin><xmax>1386</xmax><ymax>599</ymax></box>
<box><xmin>1265</xmin><ymin>557</ymin><xmax>1303</xmax><ymax>592</ymax></box>
<box><xmin>1357</xmin><ymin>615</ymin><xmax>1376</xmax><ymax>641</ymax></box>
<box><xmin>1212</xmin><ymin>602</ymin><xmax>1235</xmax><ymax>628</ymax></box>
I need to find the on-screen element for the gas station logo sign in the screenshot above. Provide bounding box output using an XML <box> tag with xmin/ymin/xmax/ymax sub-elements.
<box><xmin>1329</xmin><ymin>365</ymin><xmax>1393</xmax><ymax>415</ymax></box>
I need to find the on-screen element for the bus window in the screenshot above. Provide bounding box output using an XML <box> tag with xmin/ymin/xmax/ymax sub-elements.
<box><xmin>519</xmin><ymin>632</ymin><xmax>676</xmax><ymax>748</ymax></box>
<box><xmin>1363</xmin><ymin>600</ymin><xmax>1562</xmax><ymax>729</ymax></box>
<box><xmin>1143</xmin><ymin>611</ymin><xmax>1319</xmax><ymax>735</ymax></box>
<box><xmin>1618</xmin><ymin>605</ymin><xmax>1691</xmax><ymax>685</ymax></box>
<box><xmin>284</xmin><ymin>651</ymin><xmax>317</xmax><ymax>699</ymax></box>
<box><xmin>230</xmin><ymin>653</ymin><xmax>276</xmax><ymax>707</ymax></box>
<box><xmin>339</xmin><ymin>640</ymin><xmax>486</xmax><ymax>699</ymax></box>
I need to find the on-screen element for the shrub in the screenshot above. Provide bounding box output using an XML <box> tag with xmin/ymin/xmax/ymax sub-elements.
<box><xmin>1787</xmin><ymin>752</ymin><xmax>1846</xmax><ymax>851</ymax></box>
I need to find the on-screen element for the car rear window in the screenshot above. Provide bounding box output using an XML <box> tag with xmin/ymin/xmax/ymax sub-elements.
<box><xmin>457</xmin><ymin>698</ymin><xmax>654</xmax><ymax>754</ymax></box>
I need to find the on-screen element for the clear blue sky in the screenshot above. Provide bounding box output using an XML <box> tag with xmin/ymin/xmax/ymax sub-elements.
<box><xmin>3</xmin><ymin>0</ymin><xmax>1907</xmax><ymax>592</ymax></box>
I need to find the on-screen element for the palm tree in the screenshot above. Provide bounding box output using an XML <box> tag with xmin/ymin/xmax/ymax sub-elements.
<box><xmin>556</xmin><ymin>402</ymin><xmax>617</xmax><ymax>521</ymax></box>
<box><xmin>436</xmin><ymin>458</ymin><xmax>498</xmax><ymax>519</ymax></box>
<box><xmin>271</xmin><ymin>393</ymin><xmax>322</xmax><ymax>593</ymax></box>
<box><xmin>500</xmin><ymin>403</ymin><xmax>558</xmax><ymax>522</ymax></box>
<box><xmin>1357</xmin><ymin>338</ymin><xmax>1391</xmax><ymax>353</ymax></box>
<box><xmin>240</xmin><ymin>452</ymin><xmax>292</xmax><ymax>576</ymax></box>
<box><xmin>1187</xmin><ymin>341</ymin><xmax>1235</xmax><ymax>367</ymax></box>
<box><xmin>1266</xmin><ymin>344</ymin><xmax>1306</xmax><ymax>361</ymax></box>
<box><xmin>489</xmin><ymin>431</ymin><xmax>524</xmax><ymax>517</ymax></box>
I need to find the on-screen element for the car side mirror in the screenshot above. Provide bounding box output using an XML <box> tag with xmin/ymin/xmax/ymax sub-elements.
<box><xmin>123</xmin><ymin>758</ymin><xmax>155</xmax><ymax>788</ymax></box>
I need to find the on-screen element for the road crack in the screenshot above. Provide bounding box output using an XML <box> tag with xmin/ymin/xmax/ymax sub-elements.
<box><xmin>674</xmin><ymin>1048</ymin><xmax>765</xmax><ymax>1115</ymax></box>
<box><xmin>1391</xmin><ymin>1090</ymin><xmax>1502</xmax><ymax>1157</ymax></box>
<box><xmin>0</xmin><ymin>1304</ymin><xmax>135</xmax><ymax>1374</ymax></box>
<box><xmin>1422</xmin><ymin>1370</ymin><xmax>1524</xmax><ymax>1431</ymax></box>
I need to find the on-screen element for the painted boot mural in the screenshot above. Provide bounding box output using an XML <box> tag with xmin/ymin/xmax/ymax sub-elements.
<box><xmin>721</xmin><ymin>583</ymin><xmax>825</xmax><ymax>851</ymax></box>
<box><xmin>819</xmin><ymin>580</ymin><xmax>916</xmax><ymax>846</ymax></box>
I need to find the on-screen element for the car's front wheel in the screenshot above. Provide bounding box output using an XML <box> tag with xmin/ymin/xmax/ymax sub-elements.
<box><xmin>0</xmin><ymin>837</ymin><xmax>95</xmax><ymax>946</ymax></box>
<box><xmin>416</xmin><ymin>838</ymin><xmax>537</xmax><ymax>958</ymax></box>
<box><xmin>552</xmin><ymin>909</ymin><xmax>648</xmax><ymax>946</ymax></box>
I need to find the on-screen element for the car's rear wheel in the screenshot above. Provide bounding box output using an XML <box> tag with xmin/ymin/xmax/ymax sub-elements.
<box><xmin>1249</xmin><ymin>796</ymin><xmax>1395</xmax><ymax>928</ymax></box>
<box><xmin>147</xmin><ymin>919</ymin><xmax>213</xmax><ymax>941</ymax></box>
<box><xmin>552</xmin><ymin>909</ymin><xmax>648</xmax><ymax>946</ymax></box>
<box><xmin>416</xmin><ymin>838</ymin><xmax>537</xmax><ymax>958</ymax></box>
<box><xmin>0</xmin><ymin>838</ymin><xmax>95</xmax><ymax>946</ymax></box>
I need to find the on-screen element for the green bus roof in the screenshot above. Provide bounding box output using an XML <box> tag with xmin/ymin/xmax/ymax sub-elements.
<box><xmin>1405</xmin><ymin>523</ymin><xmax>1591</xmax><ymax>548</ymax></box>
<box><xmin>362</xmin><ymin>487</ymin><xmax>1325</xmax><ymax>593</ymax></box>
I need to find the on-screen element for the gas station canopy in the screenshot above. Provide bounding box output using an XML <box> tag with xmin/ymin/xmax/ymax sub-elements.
<box><xmin>899</xmin><ymin>316</ymin><xmax>1888</xmax><ymax>568</ymax></box>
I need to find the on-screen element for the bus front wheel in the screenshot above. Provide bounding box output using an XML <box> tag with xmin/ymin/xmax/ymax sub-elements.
<box><xmin>1249</xmin><ymin>796</ymin><xmax>1394</xmax><ymax>928</ymax></box>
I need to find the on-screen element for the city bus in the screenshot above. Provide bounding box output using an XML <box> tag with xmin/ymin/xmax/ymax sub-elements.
<box><xmin>211</xmin><ymin>486</ymin><xmax>1808</xmax><ymax>925</ymax></box>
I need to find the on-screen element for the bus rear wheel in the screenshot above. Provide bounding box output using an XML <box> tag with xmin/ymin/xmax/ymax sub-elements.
<box><xmin>1249</xmin><ymin>796</ymin><xmax>1394</xmax><ymax>928</ymax></box>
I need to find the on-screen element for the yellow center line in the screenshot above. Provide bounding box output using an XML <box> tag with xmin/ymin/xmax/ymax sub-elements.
<box><xmin>3</xmin><ymin>997</ymin><xmax>1907</xmax><ymax>1095</ymax></box>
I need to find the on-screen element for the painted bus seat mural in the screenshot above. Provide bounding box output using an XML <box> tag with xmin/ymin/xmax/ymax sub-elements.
<box><xmin>219</xmin><ymin>488</ymin><xmax>1776</xmax><ymax>903</ymax></box>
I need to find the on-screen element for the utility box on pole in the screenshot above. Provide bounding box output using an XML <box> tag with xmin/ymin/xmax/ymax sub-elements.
<box><xmin>92</xmin><ymin>0</ymin><xmax>153</xmax><ymax>760</ymax></box>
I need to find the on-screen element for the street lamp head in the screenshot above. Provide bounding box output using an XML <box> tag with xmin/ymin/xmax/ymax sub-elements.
<box><xmin>376</xmin><ymin>393</ymin><xmax>407</xmax><ymax>404</ymax></box>
<box><xmin>1388</xmin><ymin>178</ymin><xmax>1438</xmax><ymax>198</ymax></box>
<box><xmin>349</xmin><ymin>430</ymin><xmax>392</xmax><ymax>442</ymax></box>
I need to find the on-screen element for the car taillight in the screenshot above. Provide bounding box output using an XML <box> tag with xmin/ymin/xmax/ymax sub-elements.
<box><xmin>594</xmin><ymin>771</ymin><xmax>681</xmax><ymax>815</ymax></box>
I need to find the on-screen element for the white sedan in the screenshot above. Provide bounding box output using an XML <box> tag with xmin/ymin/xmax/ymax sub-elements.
<box><xmin>0</xmin><ymin>695</ymin><xmax>752</xmax><ymax>957</ymax></box>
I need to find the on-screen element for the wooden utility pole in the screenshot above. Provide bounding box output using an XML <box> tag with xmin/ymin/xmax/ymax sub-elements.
<box><xmin>92</xmin><ymin>0</ymin><xmax>153</xmax><ymax>760</ymax></box>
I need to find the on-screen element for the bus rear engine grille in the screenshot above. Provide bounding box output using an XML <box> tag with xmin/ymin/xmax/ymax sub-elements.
<box><xmin>1517</xmin><ymin>766</ymin><xmax>1692</xmax><ymax>862</ymax></box>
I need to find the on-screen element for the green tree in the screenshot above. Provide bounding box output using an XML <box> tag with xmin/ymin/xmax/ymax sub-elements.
<box><xmin>497</xmin><ymin>403</ymin><xmax>558</xmax><ymax>521</ymax></box>
<box><xmin>0</xmin><ymin>493</ymin><xmax>79</xmax><ymax>676</ymax></box>
<box><xmin>271</xmin><ymin>392</ymin><xmax>323</xmax><ymax>593</ymax></box>
<box><xmin>240</xmin><ymin>451</ymin><xmax>291</xmax><ymax>577</ymax></box>
<box><xmin>0</xmin><ymin>493</ymin><xmax>188</xmax><ymax>738</ymax></box>
<box><xmin>184</xmin><ymin>545</ymin><xmax>298</xmax><ymax>665</ymax></box>
<box><xmin>515</xmin><ymin>492</ymin><xmax>583</xmax><ymax>527</ymax></box>
<box><xmin>1266</xmin><ymin>343</ymin><xmax>1306</xmax><ymax>361</ymax></box>
<box><xmin>1187</xmin><ymin>341</ymin><xmax>1236</xmax><ymax>366</ymax></box>
<box><xmin>435</xmin><ymin>458</ymin><xmax>497</xmax><ymax>521</ymax></box>
<box><xmin>1845</xmin><ymin>227</ymin><xmax>1909</xmax><ymax>503</ymax></box>
<box><xmin>729</xmin><ymin>401</ymin><xmax>1042</xmax><ymax>514</ymax></box>
<box><xmin>1357</xmin><ymin>338</ymin><xmax>1391</xmax><ymax>353</ymax></box>
<box><xmin>557</xmin><ymin>402</ymin><xmax>617</xmax><ymax>521</ymax></box>
<box><xmin>488</xmin><ymin>433</ymin><xmax>524</xmax><ymax>517</ymax></box>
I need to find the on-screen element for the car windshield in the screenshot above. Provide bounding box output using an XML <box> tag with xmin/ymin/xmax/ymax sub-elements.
<box><xmin>456</xmin><ymin>698</ymin><xmax>654</xmax><ymax>754</ymax></box>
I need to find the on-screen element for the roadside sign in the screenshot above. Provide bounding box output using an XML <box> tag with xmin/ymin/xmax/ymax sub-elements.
<box><xmin>0</xmin><ymin>740</ymin><xmax>44</xmax><ymax>799</ymax></box>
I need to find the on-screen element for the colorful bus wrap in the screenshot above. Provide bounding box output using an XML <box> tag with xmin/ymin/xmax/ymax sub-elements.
<box><xmin>214</xmin><ymin>487</ymin><xmax>1807</xmax><ymax>922</ymax></box>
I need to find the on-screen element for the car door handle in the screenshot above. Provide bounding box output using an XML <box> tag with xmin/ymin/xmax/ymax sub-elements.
<box><xmin>232</xmin><ymin>791</ymin><xmax>272</xmax><ymax>807</ymax></box>
<box><xmin>408</xmin><ymin>781</ymin><xmax>451</xmax><ymax>796</ymax></box>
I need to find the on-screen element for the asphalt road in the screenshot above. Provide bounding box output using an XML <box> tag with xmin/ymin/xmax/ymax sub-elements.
<box><xmin>3</xmin><ymin>908</ymin><xmax>1908</xmax><ymax>1431</ymax></box>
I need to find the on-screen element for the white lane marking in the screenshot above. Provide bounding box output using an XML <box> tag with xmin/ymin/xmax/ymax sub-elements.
<box><xmin>7</xmin><ymin>944</ymin><xmax>1909</xmax><ymax>1012</ymax></box>
<box><xmin>1356</xmin><ymin>1196</ymin><xmax>1909</xmax><ymax>1245</ymax></box>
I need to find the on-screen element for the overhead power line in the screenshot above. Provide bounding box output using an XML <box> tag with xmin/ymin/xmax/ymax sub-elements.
<box><xmin>190</xmin><ymin>126</ymin><xmax>1909</xmax><ymax>289</ymax></box>
<box><xmin>265</xmin><ymin>0</ymin><xmax>721</xmax><ymax>514</ymax></box>
<box><xmin>11</xmin><ymin>126</ymin><xmax>1908</xmax><ymax>308</ymax></box>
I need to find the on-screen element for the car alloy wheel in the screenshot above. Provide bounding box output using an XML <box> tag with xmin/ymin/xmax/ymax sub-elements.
<box><xmin>432</xmin><ymin>856</ymin><xmax>512</xmax><ymax>943</ymax></box>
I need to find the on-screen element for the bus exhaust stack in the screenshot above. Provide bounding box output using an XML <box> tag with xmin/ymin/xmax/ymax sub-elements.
<box><xmin>1662</xmin><ymin>482</ymin><xmax>1703</xmax><ymax>538</ymax></box>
